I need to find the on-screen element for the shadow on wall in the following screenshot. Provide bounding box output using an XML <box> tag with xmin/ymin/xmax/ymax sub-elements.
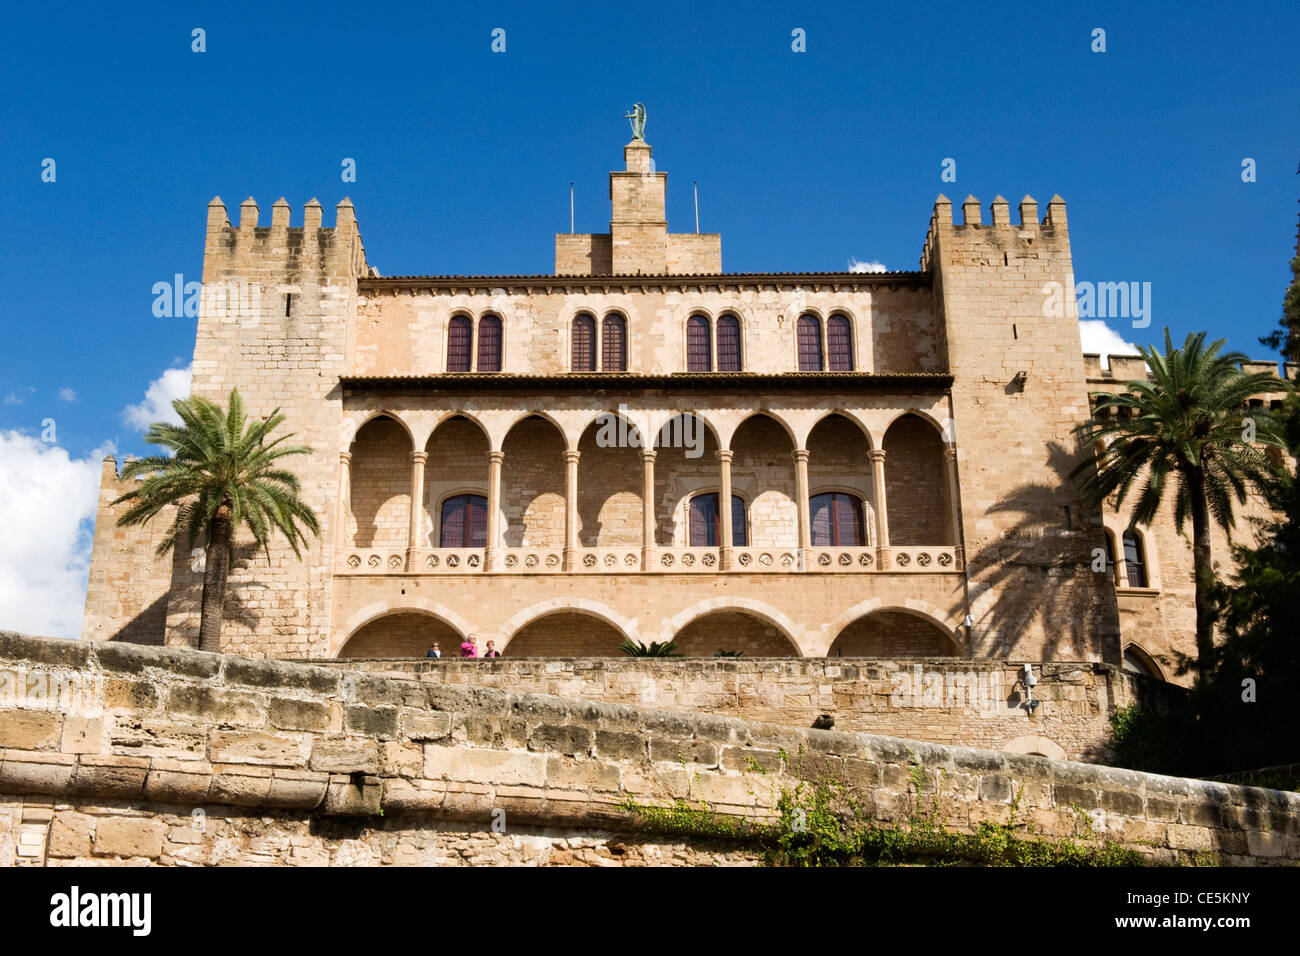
<box><xmin>967</xmin><ymin>440</ymin><xmax>1121</xmax><ymax>663</ymax></box>
<box><xmin>107</xmin><ymin>539</ymin><xmax>265</xmax><ymax>650</ymax></box>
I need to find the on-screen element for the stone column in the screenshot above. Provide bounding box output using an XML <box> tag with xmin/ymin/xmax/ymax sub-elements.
<box><xmin>641</xmin><ymin>449</ymin><xmax>657</xmax><ymax>569</ymax></box>
<box><xmin>407</xmin><ymin>450</ymin><xmax>428</xmax><ymax>567</ymax></box>
<box><xmin>717</xmin><ymin>449</ymin><xmax>734</xmax><ymax>568</ymax></box>
<box><xmin>792</xmin><ymin>449</ymin><xmax>811</xmax><ymax>558</ymax></box>
<box><xmin>336</xmin><ymin>451</ymin><xmax>352</xmax><ymax>561</ymax></box>
<box><xmin>563</xmin><ymin>449</ymin><xmax>581</xmax><ymax>571</ymax></box>
<box><xmin>869</xmin><ymin>448</ymin><xmax>890</xmax><ymax>568</ymax></box>
<box><xmin>943</xmin><ymin>444</ymin><xmax>965</xmax><ymax>570</ymax></box>
<box><xmin>485</xmin><ymin>449</ymin><xmax>504</xmax><ymax>570</ymax></box>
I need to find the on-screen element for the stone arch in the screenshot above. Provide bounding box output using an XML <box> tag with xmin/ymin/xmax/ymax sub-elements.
<box><xmin>1122</xmin><ymin>643</ymin><xmax>1166</xmax><ymax>681</ymax></box>
<box><xmin>672</xmin><ymin>611</ymin><xmax>802</xmax><ymax>657</ymax></box>
<box><xmin>807</xmin><ymin>413</ymin><xmax>876</xmax><ymax>546</ymax></box>
<box><xmin>424</xmin><ymin>415</ymin><xmax>491</xmax><ymax>547</ymax></box>
<box><xmin>348</xmin><ymin>414</ymin><xmax>414</xmax><ymax>550</ymax></box>
<box><xmin>652</xmin><ymin>409</ymin><xmax>722</xmax><ymax>451</ymax></box>
<box><xmin>663</xmin><ymin>597</ymin><xmax>802</xmax><ymax>654</ymax></box>
<box><xmin>1002</xmin><ymin>735</ymin><xmax>1067</xmax><ymax>761</ymax></box>
<box><xmin>576</xmin><ymin>412</ymin><xmax>643</xmax><ymax>547</ymax></box>
<box><xmin>732</xmin><ymin>409</ymin><xmax>799</xmax><ymax>449</ymax></box>
<box><xmin>826</xmin><ymin>599</ymin><xmax>963</xmax><ymax>657</ymax></box>
<box><xmin>500</xmin><ymin>408</ymin><xmax>574</xmax><ymax>447</ymax></box>
<box><xmin>802</xmin><ymin>407</ymin><xmax>876</xmax><ymax>451</ymax></box>
<box><xmin>882</xmin><ymin>412</ymin><xmax>951</xmax><ymax>545</ymax></box>
<box><xmin>501</xmin><ymin>599</ymin><xmax>638</xmax><ymax>657</ymax></box>
<box><xmin>345</xmin><ymin>408</ymin><xmax>416</xmax><ymax>451</ymax></box>
<box><xmin>653</xmin><ymin>413</ymin><xmax>722</xmax><ymax>546</ymax></box>
<box><xmin>730</xmin><ymin>413</ymin><xmax>798</xmax><ymax>548</ymax></box>
<box><xmin>428</xmin><ymin>408</ymin><xmax>491</xmax><ymax>444</ymax></box>
<box><xmin>576</xmin><ymin>408</ymin><xmax>647</xmax><ymax>449</ymax></box>
<box><xmin>500</xmin><ymin>414</ymin><xmax>568</xmax><ymax>548</ymax></box>
<box><xmin>332</xmin><ymin>600</ymin><xmax>473</xmax><ymax>657</ymax></box>
<box><xmin>882</xmin><ymin>407</ymin><xmax>949</xmax><ymax>438</ymax></box>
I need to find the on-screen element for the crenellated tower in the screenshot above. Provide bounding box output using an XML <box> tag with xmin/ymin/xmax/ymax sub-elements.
<box><xmin>925</xmin><ymin>193</ymin><xmax>1121</xmax><ymax>663</ymax></box>
<box><xmin>159</xmin><ymin>197</ymin><xmax>367</xmax><ymax>656</ymax></box>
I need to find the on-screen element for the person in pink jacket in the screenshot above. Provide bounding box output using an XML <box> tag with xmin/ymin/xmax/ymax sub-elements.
<box><xmin>460</xmin><ymin>633</ymin><xmax>478</xmax><ymax>658</ymax></box>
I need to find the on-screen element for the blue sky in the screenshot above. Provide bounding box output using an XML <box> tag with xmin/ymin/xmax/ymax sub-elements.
<box><xmin>0</xmin><ymin>0</ymin><xmax>1297</xmax><ymax>635</ymax></box>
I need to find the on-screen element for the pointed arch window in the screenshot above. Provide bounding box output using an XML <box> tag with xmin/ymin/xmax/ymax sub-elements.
<box><xmin>797</xmin><ymin>314</ymin><xmax>823</xmax><ymax>371</ymax></box>
<box><xmin>687</xmin><ymin>314</ymin><xmax>712</xmax><ymax>372</ymax></box>
<box><xmin>1102</xmin><ymin>531</ymin><xmax>1118</xmax><ymax>583</ymax></box>
<box><xmin>688</xmin><ymin>493</ymin><xmax>746</xmax><ymax>546</ymax></box>
<box><xmin>440</xmin><ymin>494</ymin><xmax>487</xmax><ymax>548</ymax></box>
<box><xmin>809</xmin><ymin>492</ymin><xmax>865</xmax><ymax>546</ymax></box>
<box><xmin>827</xmin><ymin>314</ymin><xmax>853</xmax><ymax>371</ymax></box>
<box><xmin>717</xmin><ymin>314</ymin><xmax>742</xmax><ymax>371</ymax></box>
<box><xmin>602</xmin><ymin>313</ymin><xmax>627</xmax><ymax>371</ymax></box>
<box><xmin>476</xmin><ymin>314</ymin><xmax>502</xmax><ymax>372</ymax></box>
<box><xmin>447</xmin><ymin>315</ymin><xmax>472</xmax><ymax>372</ymax></box>
<box><xmin>1122</xmin><ymin>532</ymin><xmax>1148</xmax><ymax>588</ymax></box>
<box><xmin>571</xmin><ymin>314</ymin><xmax>596</xmax><ymax>371</ymax></box>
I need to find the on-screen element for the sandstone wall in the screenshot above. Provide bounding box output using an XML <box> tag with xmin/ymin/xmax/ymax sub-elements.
<box><xmin>311</xmin><ymin>656</ymin><xmax>1176</xmax><ymax>762</ymax></box>
<box><xmin>81</xmin><ymin>459</ymin><xmax>178</xmax><ymax>645</ymax></box>
<box><xmin>2</xmin><ymin>632</ymin><xmax>1295</xmax><ymax>867</ymax></box>
<box><xmin>928</xmin><ymin>196</ymin><xmax>1119</xmax><ymax>664</ymax></box>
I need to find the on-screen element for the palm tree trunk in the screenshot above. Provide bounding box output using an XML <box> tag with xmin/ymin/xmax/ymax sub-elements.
<box><xmin>197</xmin><ymin>501</ymin><xmax>234</xmax><ymax>653</ymax></box>
<box><xmin>1186</xmin><ymin>469</ymin><xmax>1217</xmax><ymax>677</ymax></box>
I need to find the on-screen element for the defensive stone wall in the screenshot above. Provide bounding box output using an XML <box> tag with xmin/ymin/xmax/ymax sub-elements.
<box><xmin>2</xmin><ymin>632</ymin><xmax>1294</xmax><ymax>867</ymax></box>
<box><xmin>310</xmin><ymin>657</ymin><xmax>1181</xmax><ymax>762</ymax></box>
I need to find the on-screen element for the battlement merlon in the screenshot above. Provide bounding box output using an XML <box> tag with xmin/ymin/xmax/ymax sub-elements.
<box><xmin>202</xmin><ymin>196</ymin><xmax>368</xmax><ymax>284</ymax></box>
<box><xmin>1084</xmin><ymin>353</ymin><xmax>1299</xmax><ymax>391</ymax></box>
<box><xmin>920</xmin><ymin>193</ymin><xmax>1069</xmax><ymax>271</ymax></box>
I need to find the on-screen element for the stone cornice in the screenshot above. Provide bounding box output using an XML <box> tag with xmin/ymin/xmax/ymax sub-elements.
<box><xmin>340</xmin><ymin>371</ymin><xmax>955</xmax><ymax>393</ymax></box>
<box><xmin>358</xmin><ymin>271</ymin><xmax>931</xmax><ymax>295</ymax></box>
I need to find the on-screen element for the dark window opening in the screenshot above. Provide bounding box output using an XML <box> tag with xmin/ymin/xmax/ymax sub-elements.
<box><xmin>687</xmin><ymin>315</ymin><xmax>712</xmax><ymax>372</ymax></box>
<box><xmin>476</xmin><ymin>314</ymin><xmax>502</xmax><ymax>372</ymax></box>
<box><xmin>1122</xmin><ymin>533</ymin><xmax>1148</xmax><ymax>588</ymax></box>
<box><xmin>447</xmin><ymin>316</ymin><xmax>472</xmax><ymax>372</ymax></box>
<box><xmin>440</xmin><ymin>494</ymin><xmax>488</xmax><ymax>548</ymax></box>
<box><xmin>809</xmin><ymin>492</ymin><xmax>865</xmax><ymax>546</ymax></box>
<box><xmin>716</xmin><ymin>314</ymin><xmax>742</xmax><ymax>371</ymax></box>
<box><xmin>797</xmin><ymin>314</ymin><xmax>823</xmax><ymax>371</ymax></box>
<box><xmin>571</xmin><ymin>314</ymin><xmax>596</xmax><ymax>371</ymax></box>
<box><xmin>688</xmin><ymin>493</ymin><xmax>746</xmax><ymax>547</ymax></box>
<box><xmin>827</xmin><ymin>314</ymin><xmax>853</xmax><ymax>371</ymax></box>
<box><xmin>601</xmin><ymin>313</ymin><xmax>627</xmax><ymax>371</ymax></box>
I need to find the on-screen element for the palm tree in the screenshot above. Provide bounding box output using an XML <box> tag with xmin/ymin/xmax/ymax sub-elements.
<box><xmin>114</xmin><ymin>390</ymin><xmax>319</xmax><ymax>652</ymax></box>
<box><xmin>1072</xmin><ymin>329</ymin><xmax>1289</xmax><ymax>677</ymax></box>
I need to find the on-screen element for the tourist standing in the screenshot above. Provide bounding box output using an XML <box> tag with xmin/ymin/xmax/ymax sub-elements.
<box><xmin>426</xmin><ymin>642</ymin><xmax>442</xmax><ymax>659</ymax></box>
<box><xmin>460</xmin><ymin>633</ymin><xmax>478</xmax><ymax>658</ymax></box>
<box><xmin>483</xmin><ymin>640</ymin><xmax>501</xmax><ymax>658</ymax></box>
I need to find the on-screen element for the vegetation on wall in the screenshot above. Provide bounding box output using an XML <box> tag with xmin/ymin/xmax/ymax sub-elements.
<box><xmin>621</xmin><ymin>748</ymin><xmax>1145</xmax><ymax>867</ymax></box>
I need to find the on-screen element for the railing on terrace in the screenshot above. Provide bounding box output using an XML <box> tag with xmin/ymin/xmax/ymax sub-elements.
<box><xmin>337</xmin><ymin>544</ymin><xmax>961</xmax><ymax>574</ymax></box>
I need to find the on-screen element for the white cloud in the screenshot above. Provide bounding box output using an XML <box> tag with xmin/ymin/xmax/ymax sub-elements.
<box><xmin>1078</xmin><ymin>320</ymin><xmax>1142</xmax><ymax>368</ymax></box>
<box><xmin>58</xmin><ymin>387</ymin><xmax>78</xmax><ymax>403</ymax></box>
<box><xmin>123</xmin><ymin>365</ymin><xmax>192</xmax><ymax>431</ymax></box>
<box><xmin>848</xmin><ymin>258</ymin><xmax>888</xmax><ymax>273</ymax></box>
<box><xmin>4</xmin><ymin>387</ymin><xmax>34</xmax><ymax>406</ymax></box>
<box><xmin>0</xmin><ymin>431</ymin><xmax>114</xmax><ymax>639</ymax></box>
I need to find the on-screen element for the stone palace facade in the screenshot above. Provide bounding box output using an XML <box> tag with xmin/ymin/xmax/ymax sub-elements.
<box><xmin>81</xmin><ymin>134</ymin><xmax>1295</xmax><ymax>682</ymax></box>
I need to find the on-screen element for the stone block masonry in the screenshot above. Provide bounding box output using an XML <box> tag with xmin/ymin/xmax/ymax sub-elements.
<box><xmin>2</xmin><ymin>631</ymin><xmax>1296</xmax><ymax>866</ymax></box>
<box><xmin>312</xmin><ymin>656</ymin><xmax>1184</xmax><ymax>763</ymax></box>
